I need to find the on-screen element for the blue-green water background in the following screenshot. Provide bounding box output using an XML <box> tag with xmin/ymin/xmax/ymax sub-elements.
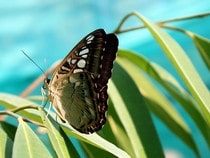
<box><xmin>0</xmin><ymin>1</ymin><xmax>210</xmax><ymax>157</ymax></box>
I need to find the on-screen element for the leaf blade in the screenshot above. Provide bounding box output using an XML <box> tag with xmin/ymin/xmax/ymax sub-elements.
<box><xmin>0</xmin><ymin>127</ymin><xmax>13</xmax><ymax>158</ymax></box>
<box><xmin>110</xmin><ymin>63</ymin><xmax>164</xmax><ymax>158</ymax></box>
<box><xmin>118</xmin><ymin>49</ymin><xmax>210</xmax><ymax>147</ymax></box>
<box><xmin>12</xmin><ymin>118</ymin><xmax>52</xmax><ymax>158</ymax></box>
<box><xmin>39</xmin><ymin>108</ymin><xmax>72</xmax><ymax>158</ymax></box>
<box><xmin>134</xmin><ymin>13</ymin><xmax>210</xmax><ymax>125</ymax></box>
<box><xmin>192</xmin><ymin>34</ymin><xmax>210</xmax><ymax>70</ymax></box>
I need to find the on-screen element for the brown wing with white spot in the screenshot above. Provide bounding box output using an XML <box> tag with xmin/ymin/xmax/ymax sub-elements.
<box><xmin>52</xmin><ymin>29</ymin><xmax>108</xmax><ymax>77</ymax></box>
<box><xmin>46</xmin><ymin>29</ymin><xmax>118</xmax><ymax>133</ymax></box>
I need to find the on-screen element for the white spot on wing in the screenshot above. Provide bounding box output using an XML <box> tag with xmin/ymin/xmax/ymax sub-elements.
<box><xmin>86</xmin><ymin>35</ymin><xmax>94</xmax><ymax>41</ymax></box>
<box><xmin>77</xmin><ymin>59</ymin><xmax>86</xmax><ymax>68</ymax></box>
<box><xmin>61</xmin><ymin>66</ymin><xmax>70</xmax><ymax>71</ymax></box>
<box><xmin>73</xmin><ymin>69</ymin><xmax>83</xmax><ymax>73</ymax></box>
<box><xmin>71</xmin><ymin>59</ymin><xmax>77</xmax><ymax>64</ymax></box>
<box><xmin>67</xmin><ymin>58</ymin><xmax>71</xmax><ymax>64</ymax></box>
<box><xmin>86</xmin><ymin>35</ymin><xmax>94</xmax><ymax>44</ymax></box>
<box><xmin>100</xmin><ymin>55</ymin><xmax>103</xmax><ymax>60</ymax></box>
<box><xmin>82</xmin><ymin>54</ymin><xmax>88</xmax><ymax>58</ymax></box>
<box><xmin>79</xmin><ymin>48</ymin><xmax>89</xmax><ymax>56</ymax></box>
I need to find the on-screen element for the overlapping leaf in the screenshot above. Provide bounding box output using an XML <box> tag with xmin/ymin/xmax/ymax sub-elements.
<box><xmin>12</xmin><ymin>118</ymin><xmax>51</xmax><ymax>158</ymax></box>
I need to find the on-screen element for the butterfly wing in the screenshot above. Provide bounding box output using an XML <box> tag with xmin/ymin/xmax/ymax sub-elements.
<box><xmin>46</xmin><ymin>29</ymin><xmax>118</xmax><ymax>133</ymax></box>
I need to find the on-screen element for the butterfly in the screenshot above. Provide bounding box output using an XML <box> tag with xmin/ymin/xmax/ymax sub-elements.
<box><xmin>43</xmin><ymin>29</ymin><xmax>119</xmax><ymax>134</ymax></box>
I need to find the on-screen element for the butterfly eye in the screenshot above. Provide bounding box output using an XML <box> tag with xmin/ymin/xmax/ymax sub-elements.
<box><xmin>42</xmin><ymin>78</ymin><xmax>50</xmax><ymax>89</ymax></box>
<box><xmin>46</xmin><ymin>78</ymin><xmax>50</xmax><ymax>84</ymax></box>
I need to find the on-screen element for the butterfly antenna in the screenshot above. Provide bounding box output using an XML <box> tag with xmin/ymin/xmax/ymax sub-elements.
<box><xmin>21</xmin><ymin>50</ymin><xmax>46</xmax><ymax>77</ymax></box>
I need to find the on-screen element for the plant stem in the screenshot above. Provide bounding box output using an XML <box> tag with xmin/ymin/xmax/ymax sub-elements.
<box><xmin>10</xmin><ymin>105</ymin><xmax>39</xmax><ymax>113</ymax></box>
<box><xmin>159</xmin><ymin>24</ymin><xmax>194</xmax><ymax>37</ymax></box>
<box><xmin>115</xmin><ymin>11</ymin><xmax>210</xmax><ymax>34</ymax></box>
<box><xmin>0</xmin><ymin>110</ymin><xmax>45</xmax><ymax>127</ymax></box>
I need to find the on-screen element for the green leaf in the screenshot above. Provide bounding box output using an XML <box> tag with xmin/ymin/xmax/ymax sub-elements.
<box><xmin>103</xmin><ymin>99</ymin><xmax>136</xmax><ymax>157</ymax></box>
<box><xmin>1</xmin><ymin>122</ymin><xmax>17</xmax><ymax>141</ymax></box>
<box><xmin>125</xmin><ymin>13</ymin><xmax>210</xmax><ymax>126</ymax></box>
<box><xmin>0</xmin><ymin>93</ymin><xmax>39</xmax><ymax>108</ymax></box>
<box><xmin>133</xmin><ymin>12</ymin><xmax>210</xmax><ymax>125</ymax></box>
<box><xmin>118</xmin><ymin>50</ymin><xmax>210</xmax><ymax>147</ymax></box>
<box><xmin>107</xmin><ymin>114</ymin><xmax>135</xmax><ymax>157</ymax></box>
<box><xmin>41</xmin><ymin>105</ymin><xmax>130</xmax><ymax>158</ymax></box>
<box><xmin>39</xmin><ymin>108</ymin><xmax>73</xmax><ymax>158</ymax></box>
<box><xmin>59</xmin><ymin>127</ymin><xmax>81</xmax><ymax>158</ymax></box>
<box><xmin>12</xmin><ymin>118</ymin><xmax>52</xmax><ymax>158</ymax></box>
<box><xmin>0</xmin><ymin>93</ymin><xmax>41</xmax><ymax>123</ymax></box>
<box><xmin>80</xmin><ymin>141</ymin><xmax>115</xmax><ymax>158</ymax></box>
<box><xmin>116</xmin><ymin>56</ymin><xmax>199</xmax><ymax>155</ymax></box>
<box><xmin>192</xmin><ymin>34</ymin><xmax>210</xmax><ymax>70</ymax></box>
<box><xmin>62</xmin><ymin>125</ymin><xmax>130</xmax><ymax>158</ymax></box>
<box><xmin>109</xmin><ymin>63</ymin><xmax>164</xmax><ymax>158</ymax></box>
<box><xmin>0</xmin><ymin>127</ymin><xmax>13</xmax><ymax>158</ymax></box>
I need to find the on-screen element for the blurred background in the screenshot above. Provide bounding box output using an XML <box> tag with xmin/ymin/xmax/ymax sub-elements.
<box><xmin>0</xmin><ymin>0</ymin><xmax>209</xmax><ymax>157</ymax></box>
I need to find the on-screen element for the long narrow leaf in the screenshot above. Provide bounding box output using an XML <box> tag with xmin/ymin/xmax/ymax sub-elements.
<box><xmin>39</xmin><ymin>108</ymin><xmax>73</xmax><ymax>158</ymax></box>
<box><xmin>62</xmin><ymin>125</ymin><xmax>130</xmax><ymax>158</ymax></box>
<box><xmin>107</xmin><ymin>115</ymin><xmax>135</xmax><ymax>157</ymax></box>
<box><xmin>109</xmin><ymin>80</ymin><xmax>145</xmax><ymax>158</ymax></box>
<box><xmin>1</xmin><ymin>122</ymin><xmax>17</xmax><ymax>141</ymax></box>
<box><xmin>110</xmin><ymin>63</ymin><xmax>164</xmax><ymax>158</ymax></box>
<box><xmin>80</xmin><ymin>141</ymin><xmax>115</xmax><ymax>158</ymax></box>
<box><xmin>192</xmin><ymin>34</ymin><xmax>210</xmax><ymax>70</ymax></box>
<box><xmin>118</xmin><ymin>48</ymin><xmax>210</xmax><ymax>146</ymax></box>
<box><xmin>13</xmin><ymin>118</ymin><xmax>52</xmax><ymax>158</ymax></box>
<box><xmin>0</xmin><ymin>93</ymin><xmax>41</xmax><ymax>122</ymax></box>
<box><xmin>40</xmin><ymin>108</ymin><xmax>130</xmax><ymax>158</ymax></box>
<box><xmin>0</xmin><ymin>127</ymin><xmax>13</xmax><ymax>158</ymax></box>
<box><xmin>117</xmin><ymin>57</ymin><xmax>199</xmax><ymax>156</ymax></box>
<box><xmin>104</xmin><ymin>100</ymin><xmax>136</xmax><ymax>157</ymax></box>
<box><xmin>133</xmin><ymin>12</ymin><xmax>210</xmax><ymax>125</ymax></box>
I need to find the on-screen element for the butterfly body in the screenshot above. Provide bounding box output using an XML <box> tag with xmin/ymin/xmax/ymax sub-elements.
<box><xmin>45</xmin><ymin>29</ymin><xmax>118</xmax><ymax>134</ymax></box>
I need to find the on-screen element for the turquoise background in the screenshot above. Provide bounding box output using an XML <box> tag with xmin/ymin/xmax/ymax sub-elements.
<box><xmin>1</xmin><ymin>1</ymin><xmax>210</xmax><ymax>157</ymax></box>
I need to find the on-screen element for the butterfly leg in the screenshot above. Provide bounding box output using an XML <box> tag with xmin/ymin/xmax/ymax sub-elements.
<box><xmin>41</xmin><ymin>86</ymin><xmax>49</xmax><ymax>108</ymax></box>
<box><xmin>55</xmin><ymin>114</ymin><xmax>66</xmax><ymax>123</ymax></box>
<box><xmin>53</xmin><ymin>109</ymin><xmax>66</xmax><ymax>124</ymax></box>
